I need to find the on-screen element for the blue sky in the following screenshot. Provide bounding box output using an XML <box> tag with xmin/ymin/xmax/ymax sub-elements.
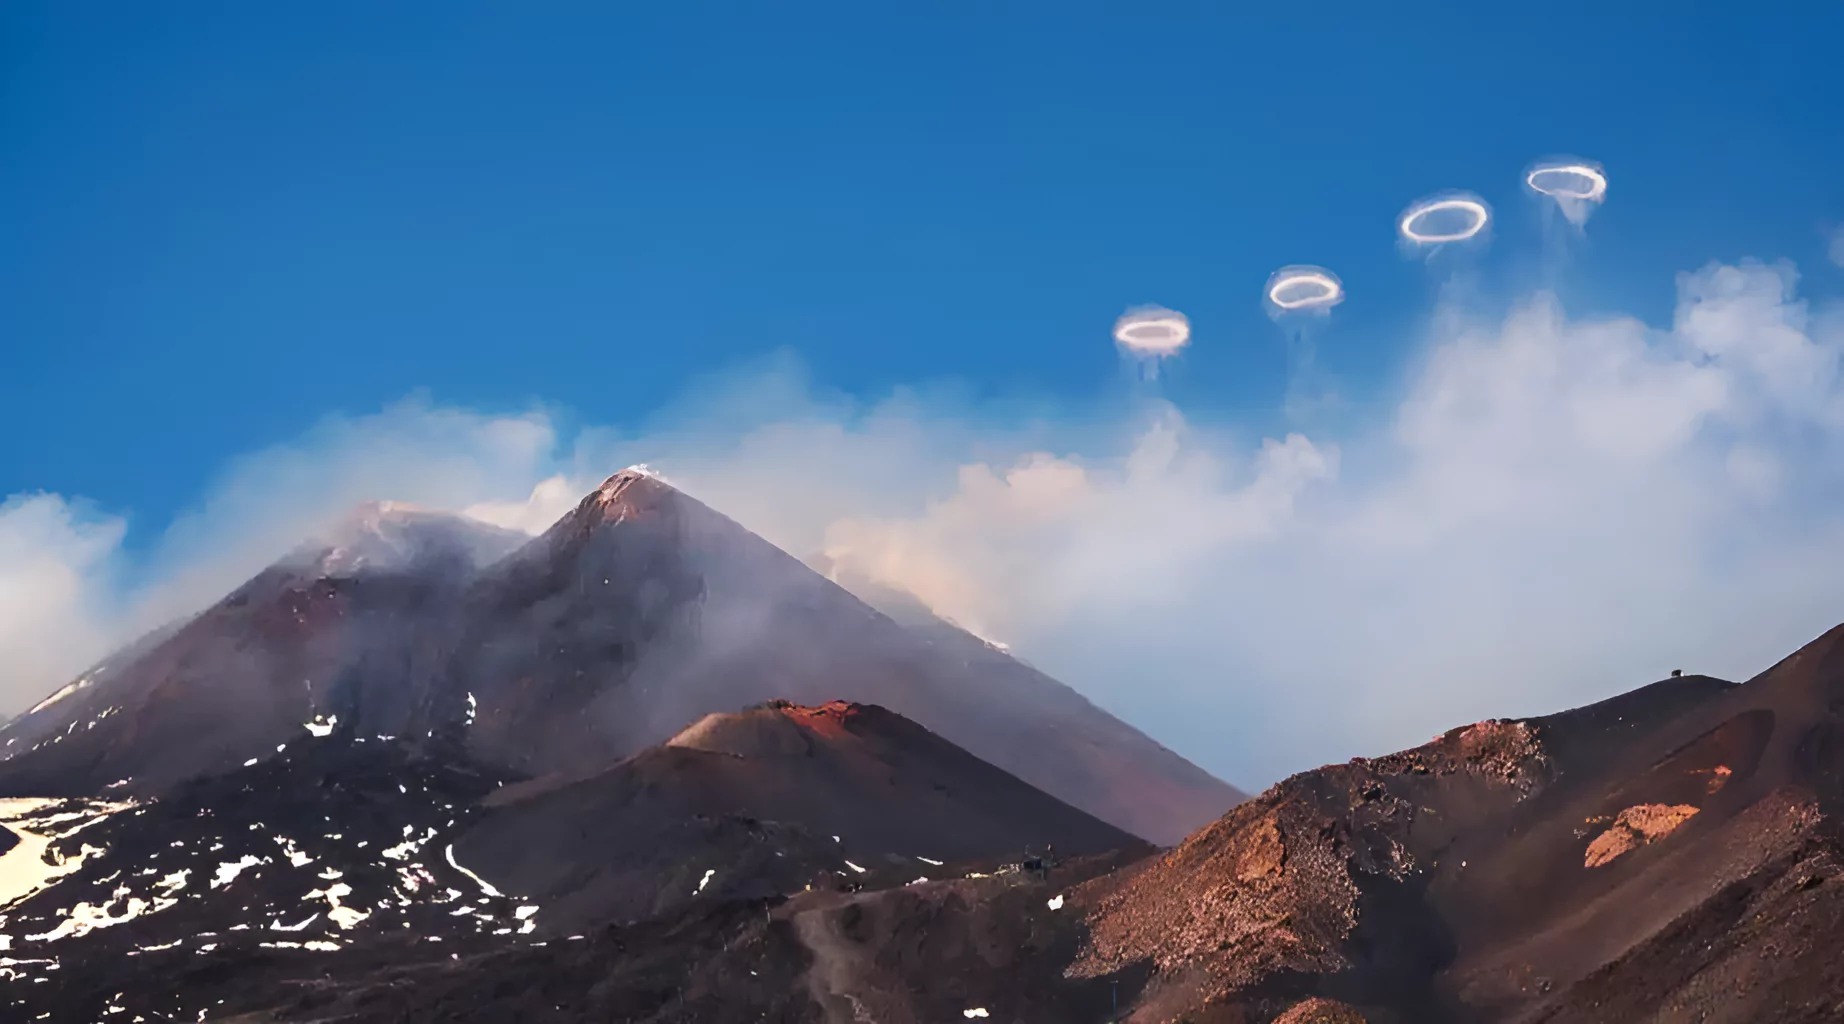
<box><xmin>4</xmin><ymin>4</ymin><xmax>1844</xmax><ymax>784</ymax></box>
<box><xmin>6</xmin><ymin>4</ymin><xmax>1840</xmax><ymax>535</ymax></box>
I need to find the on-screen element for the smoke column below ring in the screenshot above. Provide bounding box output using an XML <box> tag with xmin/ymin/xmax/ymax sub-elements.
<box><xmin>1113</xmin><ymin>306</ymin><xmax>1192</xmax><ymax>389</ymax></box>
<box><xmin>1526</xmin><ymin>159</ymin><xmax>1610</xmax><ymax>287</ymax></box>
<box><xmin>1395</xmin><ymin>191</ymin><xmax>1493</xmax><ymax>309</ymax></box>
<box><xmin>1264</xmin><ymin>266</ymin><xmax>1345</xmax><ymax>421</ymax></box>
<box><xmin>1282</xmin><ymin>322</ymin><xmax>1336</xmax><ymax>422</ymax></box>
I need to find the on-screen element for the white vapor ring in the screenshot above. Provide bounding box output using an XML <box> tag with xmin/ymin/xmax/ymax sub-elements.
<box><xmin>1113</xmin><ymin>316</ymin><xmax>1191</xmax><ymax>353</ymax></box>
<box><xmin>1526</xmin><ymin>164</ymin><xmax>1607</xmax><ymax>201</ymax></box>
<box><xmin>1267</xmin><ymin>271</ymin><xmax>1344</xmax><ymax>310</ymax></box>
<box><xmin>1399</xmin><ymin>199</ymin><xmax>1489</xmax><ymax>243</ymax></box>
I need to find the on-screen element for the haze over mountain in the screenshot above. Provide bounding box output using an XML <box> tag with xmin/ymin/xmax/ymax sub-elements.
<box><xmin>5</xmin><ymin>444</ymin><xmax>1844</xmax><ymax>1024</ymax></box>
<box><xmin>0</xmin><ymin>469</ymin><xmax>1241</xmax><ymax>845</ymax></box>
<box><xmin>11</xmin><ymin>249</ymin><xmax>1844</xmax><ymax>793</ymax></box>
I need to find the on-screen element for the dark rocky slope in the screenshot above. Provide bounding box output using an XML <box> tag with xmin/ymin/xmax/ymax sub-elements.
<box><xmin>183</xmin><ymin>623</ymin><xmax>1844</xmax><ymax>1024</ymax></box>
<box><xmin>456</xmin><ymin>698</ymin><xmax>1147</xmax><ymax>932</ymax></box>
<box><xmin>0</xmin><ymin>701</ymin><xmax>1147</xmax><ymax>1022</ymax></box>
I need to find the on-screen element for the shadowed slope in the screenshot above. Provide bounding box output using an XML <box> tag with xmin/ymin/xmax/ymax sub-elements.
<box><xmin>0</xmin><ymin>506</ymin><xmax>526</xmax><ymax>796</ymax></box>
<box><xmin>456</xmin><ymin>699</ymin><xmax>1148</xmax><ymax>931</ymax></box>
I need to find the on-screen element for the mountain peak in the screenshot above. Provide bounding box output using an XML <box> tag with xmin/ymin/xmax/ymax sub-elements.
<box><xmin>564</xmin><ymin>464</ymin><xmax>683</xmax><ymax>528</ymax></box>
<box><xmin>666</xmin><ymin>699</ymin><xmax>892</xmax><ymax>757</ymax></box>
<box><xmin>297</xmin><ymin>502</ymin><xmax>527</xmax><ymax>577</ymax></box>
<box><xmin>347</xmin><ymin>497</ymin><xmax>427</xmax><ymax>518</ymax></box>
<box><xmin>599</xmin><ymin>463</ymin><xmax>671</xmax><ymax>494</ymax></box>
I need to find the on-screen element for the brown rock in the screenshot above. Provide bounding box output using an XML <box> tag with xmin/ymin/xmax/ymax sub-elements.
<box><xmin>1272</xmin><ymin>996</ymin><xmax>1369</xmax><ymax>1023</ymax></box>
<box><xmin>1583</xmin><ymin>803</ymin><xmax>1700</xmax><ymax>868</ymax></box>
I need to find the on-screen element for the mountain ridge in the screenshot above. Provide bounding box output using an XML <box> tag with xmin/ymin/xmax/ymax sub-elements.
<box><xmin>0</xmin><ymin>468</ymin><xmax>1243</xmax><ymax>844</ymax></box>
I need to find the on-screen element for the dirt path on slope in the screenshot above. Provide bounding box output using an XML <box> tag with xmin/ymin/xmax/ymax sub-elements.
<box><xmin>790</xmin><ymin>891</ymin><xmax>920</xmax><ymax>1024</ymax></box>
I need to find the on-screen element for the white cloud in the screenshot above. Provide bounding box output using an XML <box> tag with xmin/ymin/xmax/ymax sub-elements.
<box><xmin>127</xmin><ymin>399</ymin><xmax>566</xmax><ymax>631</ymax></box>
<box><xmin>785</xmin><ymin>260</ymin><xmax>1844</xmax><ymax>783</ymax></box>
<box><xmin>3</xmin><ymin>261</ymin><xmax>1843</xmax><ymax>791</ymax></box>
<box><xmin>0</xmin><ymin>400</ymin><xmax>568</xmax><ymax>714</ymax></box>
<box><xmin>462</xmin><ymin>475</ymin><xmax>581</xmax><ymax>535</ymax></box>
<box><xmin>0</xmin><ymin>494</ymin><xmax>125</xmax><ymax>710</ymax></box>
<box><xmin>821</xmin><ymin>417</ymin><xmax>1333</xmax><ymax>642</ymax></box>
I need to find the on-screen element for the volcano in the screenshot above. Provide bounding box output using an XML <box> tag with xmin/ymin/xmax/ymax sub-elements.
<box><xmin>0</xmin><ymin>469</ymin><xmax>1241</xmax><ymax>845</ymax></box>
<box><xmin>447</xmin><ymin>469</ymin><xmax>1239</xmax><ymax>844</ymax></box>
<box><xmin>9</xmin><ymin>471</ymin><xmax>1843</xmax><ymax>1022</ymax></box>
<box><xmin>454</xmin><ymin>698</ymin><xmax>1148</xmax><ymax>932</ymax></box>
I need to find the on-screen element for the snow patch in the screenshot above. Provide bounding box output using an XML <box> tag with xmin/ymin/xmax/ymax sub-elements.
<box><xmin>274</xmin><ymin>835</ymin><xmax>313</xmax><ymax>868</ymax></box>
<box><xmin>305</xmin><ymin>881</ymin><xmax>371</xmax><ymax>930</ymax></box>
<box><xmin>210</xmin><ymin>855</ymin><xmax>268</xmax><ymax>889</ymax></box>
<box><xmin>26</xmin><ymin>676</ymin><xmax>92</xmax><ymax>717</ymax></box>
<box><xmin>443</xmin><ymin>843</ymin><xmax>504</xmax><ymax>897</ymax></box>
<box><xmin>26</xmin><ymin>892</ymin><xmax>177</xmax><ymax>942</ymax></box>
<box><xmin>0</xmin><ymin>798</ymin><xmax>134</xmax><ymax>907</ymax></box>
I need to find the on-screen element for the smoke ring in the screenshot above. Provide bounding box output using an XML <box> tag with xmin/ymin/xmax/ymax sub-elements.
<box><xmin>1266</xmin><ymin>269</ymin><xmax>1345</xmax><ymax>311</ymax></box>
<box><xmin>1113</xmin><ymin>310</ymin><xmax>1192</xmax><ymax>356</ymax></box>
<box><xmin>1399</xmin><ymin>198</ymin><xmax>1490</xmax><ymax>244</ymax></box>
<box><xmin>1526</xmin><ymin>163</ymin><xmax>1607</xmax><ymax>202</ymax></box>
